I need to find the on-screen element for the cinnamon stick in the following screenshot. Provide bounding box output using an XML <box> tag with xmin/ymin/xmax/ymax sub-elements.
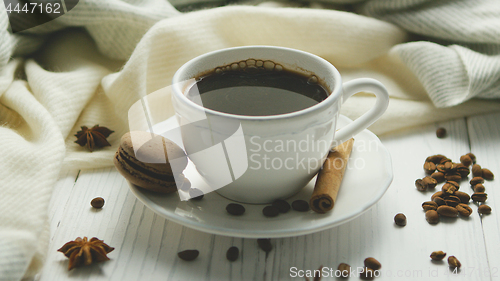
<box><xmin>310</xmin><ymin>138</ymin><xmax>354</xmax><ymax>214</ymax></box>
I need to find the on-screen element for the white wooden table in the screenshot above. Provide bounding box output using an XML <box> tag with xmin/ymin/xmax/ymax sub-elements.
<box><xmin>38</xmin><ymin>112</ymin><xmax>500</xmax><ymax>281</ymax></box>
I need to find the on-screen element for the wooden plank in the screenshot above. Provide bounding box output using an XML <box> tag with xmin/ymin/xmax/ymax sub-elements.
<box><xmin>467</xmin><ymin>113</ymin><xmax>500</xmax><ymax>281</ymax></box>
<box><xmin>40</xmin><ymin>118</ymin><xmax>493</xmax><ymax>280</ymax></box>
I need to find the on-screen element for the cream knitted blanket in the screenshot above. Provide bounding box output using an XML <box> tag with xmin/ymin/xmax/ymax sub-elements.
<box><xmin>1</xmin><ymin>0</ymin><xmax>499</xmax><ymax>280</ymax></box>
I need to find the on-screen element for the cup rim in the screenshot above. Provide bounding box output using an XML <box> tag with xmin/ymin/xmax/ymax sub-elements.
<box><xmin>172</xmin><ymin>46</ymin><xmax>342</xmax><ymax>120</ymax></box>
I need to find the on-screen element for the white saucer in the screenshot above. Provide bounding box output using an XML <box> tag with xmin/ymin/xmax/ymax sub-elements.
<box><xmin>128</xmin><ymin>115</ymin><xmax>393</xmax><ymax>238</ymax></box>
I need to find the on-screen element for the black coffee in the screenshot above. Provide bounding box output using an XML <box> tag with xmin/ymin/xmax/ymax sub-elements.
<box><xmin>186</xmin><ymin>62</ymin><xmax>329</xmax><ymax>116</ymax></box>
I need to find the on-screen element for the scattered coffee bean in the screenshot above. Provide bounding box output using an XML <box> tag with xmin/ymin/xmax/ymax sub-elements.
<box><xmin>470</xmin><ymin>177</ymin><xmax>485</xmax><ymax>186</ymax></box>
<box><xmin>337</xmin><ymin>263</ymin><xmax>351</xmax><ymax>276</ymax></box>
<box><xmin>456</xmin><ymin>203</ymin><xmax>473</xmax><ymax>217</ymax></box>
<box><xmin>226</xmin><ymin>246</ymin><xmax>239</xmax><ymax>261</ymax></box>
<box><xmin>473</xmin><ymin>184</ymin><xmax>485</xmax><ymax>193</ymax></box>
<box><xmin>437</xmin><ymin>205</ymin><xmax>458</xmax><ymax>217</ymax></box>
<box><xmin>478</xmin><ymin>204</ymin><xmax>492</xmax><ymax>214</ymax></box>
<box><xmin>262</xmin><ymin>206</ymin><xmax>280</xmax><ymax>217</ymax></box>
<box><xmin>431</xmin><ymin>191</ymin><xmax>444</xmax><ymax>201</ymax></box>
<box><xmin>444</xmin><ymin>173</ymin><xmax>461</xmax><ymax>183</ymax></box>
<box><xmin>454</xmin><ymin>191</ymin><xmax>470</xmax><ymax>203</ymax></box>
<box><xmin>226</xmin><ymin>203</ymin><xmax>245</xmax><ymax>216</ymax></box>
<box><xmin>257</xmin><ymin>238</ymin><xmax>272</xmax><ymax>253</ymax></box>
<box><xmin>448</xmin><ymin>256</ymin><xmax>461</xmax><ymax>269</ymax></box>
<box><xmin>189</xmin><ymin>188</ymin><xmax>204</xmax><ymax>200</ymax></box>
<box><xmin>90</xmin><ymin>197</ymin><xmax>105</xmax><ymax>209</ymax></box>
<box><xmin>436</xmin><ymin>164</ymin><xmax>445</xmax><ymax>173</ymax></box>
<box><xmin>178</xmin><ymin>249</ymin><xmax>199</xmax><ymax>261</ymax></box>
<box><xmin>472</xmin><ymin>164</ymin><xmax>482</xmax><ymax>178</ymax></box>
<box><xmin>482</xmin><ymin>169</ymin><xmax>494</xmax><ymax>180</ymax></box>
<box><xmin>436</xmin><ymin>128</ymin><xmax>446</xmax><ymax>138</ymax></box>
<box><xmin>364</xmin><ymin>257</ymin><xmax>381</xmax><ymax>270</ymax></box>
<box><xmin>446</xmin><ymin>180</ymin><xmax>460</xmax><ymax>189</ymax></box>
<box><xmin>430</xmin><ymin>251</ymin><xmax>446</xmax><ymax>261</ymax></box>
<box><xmin>466</xmin><ymin>153</ymin><xmax>476</xmax><ymax>163</ymax></box>
<box><xmin>422</xmin><ymin>201</ymin><xmax>438</xmax><ymax>211</ymax></box>
<box><xmin>291</xmin><ymin>200</ymin><xmax>309</xmax><ymax>212</ymax></box>
<box><xmin>440</xmin><ymin>157</ymin><xmax>451</xmax><ymax>164</ymax></box>
<box><xmin>426</xmin><ymin>210</ymin><xmax>439</xmax><ymax>224</ymax></box>
<box><xmin>459</xmin><ymin>155</ymin><xmax>472</xmax><ymax>167</ymax></box>
<box><xmin>360</xmin><ymin>267</ymin><xmax>375</xmax><ymax>280</ymax></box>
<box><xmin>426</xmin><ymin>154</ymin><xmax>447</xmax><ymax>164</ymax></box>
<box><xmin>456</xmin><ymin>163</ymin><xmax>470</xmax><ymax>178</ymax></box>
<box><xmin>444</xmin><ymin>196</ymin><xmax>460</xmax><ymax>207</ymax></box>
<box><xmin>443</xmin><ymin>161</ymin><xmax>454</xmax><ymax>172</ymax></box>
<box><xmin>272</xmin><ymin>199</ymin><xmax>291</xmax><ymax>213</ymax></box>
<box><xmin>415</xmin><ymin>179</ymin><xmax>427</xmax><ymax>191</ymax></box>
<box><xmin>471</xmin><ymin>192</ymin><xmax>487</xmax><ymax>202</ymax></box>
<box><xmin>433</xmin><ymin>197</ymin><xmax>446</xmax><ymax>206</ymax></box>
<box><xmin>424</xmin><ymin>162</ymin><xmax>437</xmax><ymax>175</ymax></box>
<box><xmin>423</xmin><ymin>176</ymin><xmax>437</xmax><ymax>189</ymax></box>
<box><xmin>442</xmin><ymin>184</ymin><xmax>457</xmax><ymax>195</ymax></box>
<box><xmin>431</xmin><ymin>172</ymin><xmax>445</xmax><ymax>183</ymax></box>
<box><xmin>394</xmin><ymin>213</ymin><xmax>406</xmax><ymax>226</ymax></box>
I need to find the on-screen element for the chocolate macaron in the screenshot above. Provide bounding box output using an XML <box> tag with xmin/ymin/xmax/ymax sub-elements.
<box><xmin>114</xmin><ymin>131</ymin><xmax>188</xmax><ymax>193</ymax></box>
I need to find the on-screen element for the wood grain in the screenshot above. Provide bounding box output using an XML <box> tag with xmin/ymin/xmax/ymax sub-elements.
<box><xmin>38</xmin><ymin>115</ymin><xmax>500</xmax><ymax>281</ymax></box>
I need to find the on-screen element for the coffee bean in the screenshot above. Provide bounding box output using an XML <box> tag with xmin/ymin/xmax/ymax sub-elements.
<box><xmin>444</xmin><ymin>173</ymin><xmax>461</xmax><ymax>183</ymax></box>
<box><xmin>424</xmin><ymin>162</ymin><xmax>437</xmax><ymax>175</ymax></box>
<box><xmin>272</xmin><ymin>199</ymin><xmax>291</xmax><ymax>213</ymax></box>
<box><xmin>454</xmin><ymin>191</ymin><xmax>470</xmax><ymax>204</ymax></box>
<box><xmin>456</xmin><ymin>163</ymin><xmax>470</xmax><ymax>178</ymax></box>
<box><xmin>257</xmin><ymin>238</ymin><xmax>272</xmax><ymax>253</ymax></box>
<box><xmin>337</xmin><ymin>263</ymin><xmax>351</xmax><ymax>276</ymax></box>
<box><xmin>456</xmin><ymin>203</ymin><xmax>472</xmax><ymax>217</ymax></box>
<box><xmin>459</xmin><ymin>155</ymin><xmax>472</xmax><ymax>167</ymax></box>
<box><xmin>471</xmin><ymin>192</ymin><xmax>487</xmax><ymax>202</ymax></box>
<box><xmin>430</xmin><ymin>251</ymin><xmax>446</xmax><ymax>261</ymax></box>
<box><xmin>415</xmin><ymin>179</ymin><xmax>427</xmax><ymax>191</ymax></box>
<box><xmin>470</xmin><ymin>177</ymin><xmax>484</xmax><ymax>186</ymax></box>
<box><xmin>422</xmin><ymin>201</ymin><xmax>438</xmax><ymax>211</ymax></box>
<box><xmin>478</xmin><ymin>204</ymin><xmax>492</xmax><ymax>214</ymax></box>
<box><xmin>443</xmin><ymin>161</ymin><xmax>454</xmax><ymax>172</ymax></box>
<box><xmin>226</xmin><ymin>246</ymin><xmax>239</xmax><ymax>261</ymax></box>
<box><xmin>178</xmin><ymin>249</ymin><xmax>199</xmax><ymax>261</ymax></box>
<box><xmin>446</xmin><ymin>180</ymin><xmax>460</xmax><ymax>189</ymax></box>
<box><xmin>436</xmin><ymin>128</ymin><xmax>446</xmax><ymax>138</ymax></box>
<box><xmin>426</xmin><ymin>210</ymin><xmax>439</xmax><ymax>224</ymax></box>
<box><xmin>262</xmin><ymin>206</ymin><xmax>279</xmax><ymax>217</ymax></box>
<box><xmin>431</xmin><ymin>191</ymin><xmax>444</xmax><ymax>200</ymax></box>
<box><xmin>442</xmin><ymin>183</ymin><xmax>457</xmax><ymax>195</ymax></box>
<box><xmin>431</xmin><ymin>172</ymin><xmax>445</xmax><ymax>183</ymax></box>
<box><xmin>448</xmin><ymin>256</ymin><xmax>461</xmax><ymax>269</ymax></box>
<box><xmin>360</xmin><ymin>267</ymin><xmax>375</xmax><ymax>280</ymax></box>
<box><xmin>90</xmin><ymin>197</ymin><xmax>105</xmax><ymax>209</ymax></box>
<box><xmin>394</xmin><ymin>213</ymin><xmax>406</xmax><ymax>226</ymax></box>
<box><xmin>439</xmin><ymin>157</ymin><xmax>452</xmax><ymax>164</ymax></box>
<box><xmin>291</xmin><ymin>200</ymin><xmax>309</xmax><ymax>212</ymax></box>
<box><xmin>226</xmin><ymin>203</ymin><xmax>245</xmax><ymax>216</ymax></box>
<box><xmin>472</xmin><ymin>164</ymin><xmax>482</xmax><ymax>177</ymax></box>
<box><xmin>482</xmin><ymin>169</ymin><xmax>494</xmax><ymax>180</ymax></box>
<box><xmin>473</xmin><ymin>184</ymin><xmax>485</xmax><ymax>193</ymax></box>
<box><xmin>423</xmin><ymin>176</ymin><xmax>437</xmax><ymax>189</ymax></box>
<box><xmin>433</xmin><ymin>197</ymin><xmax>446</xmax><ymax>206</ymax></box>
<box><xmin>467</xmin><ymin>153</ymin><xmax>476</xmax><ymax>163</ymax></box>
<box><xmin>364</xmin><ymin>257</ymin><xmax>381</xmax><ymax>270</ymax></box>
<box><xmin>437</xmin><ymin>205</ymin><xmax>458</xmax><ymax>217</ymax></box>
<box><xmin>436</xmin><ymin>164</ymin><xmax>446</xmax><ymax>173</ymax></box>
<box><xmin>426</xmin><ymin>154</ymin><xmax>447</xmax><ymax>164</ymax></box>
<box><xmin>444</xmin><ymin>196</ymin><xmax>460</xmax><ymax>207</ymax></box>
<box><xmin>189</xmin><ymin>188</ymin><xmax>204</xmax><ymax>200</ymax></box>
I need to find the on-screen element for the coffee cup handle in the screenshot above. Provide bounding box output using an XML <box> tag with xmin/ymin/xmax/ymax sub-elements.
<box><xmin>332</xmin><ymin>78</ymin><xmax>389</xmax><ymax>146</ymax></box>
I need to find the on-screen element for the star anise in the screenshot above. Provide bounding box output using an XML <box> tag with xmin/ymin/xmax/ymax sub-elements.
<box><xmin>74</xmin><ymin>125</ymin><xmax>114</xmax><ymax>152</ymax></box>
<box><xmin>57</xmin><ymin>237</ymin><xmax>115</xmax><ymax>270</ymax></box>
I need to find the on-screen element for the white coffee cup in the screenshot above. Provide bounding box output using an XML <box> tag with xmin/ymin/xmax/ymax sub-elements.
<box><xmin>172</xmin><ymin>46</ymin><xmax>389</xmax><ymax>204</ymax></box>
